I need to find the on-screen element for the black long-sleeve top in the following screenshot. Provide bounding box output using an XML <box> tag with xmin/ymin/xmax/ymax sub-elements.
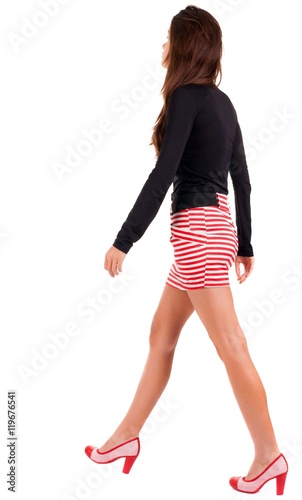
<box><xmin>113</xmin><ymin>84</ymin><xmax>253</xmax><ymax>257</ymax></box>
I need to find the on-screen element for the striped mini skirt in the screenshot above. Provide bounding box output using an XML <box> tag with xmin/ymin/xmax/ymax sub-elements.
<box><xmin>166</xmin><ymin>193</ymin><xmax>239</xmax><ymax>290</ymax></box>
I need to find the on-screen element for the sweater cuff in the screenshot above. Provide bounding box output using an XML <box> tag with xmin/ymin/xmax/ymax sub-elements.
<box><xmin>237</xmin><ymin>242</ymin><xmax>254</xmax><ymax>257</ymax></box>
<box><xmin>112</xmin><ymin>238</ymin><xmax>133</xmax><ymax>254</ymax></box>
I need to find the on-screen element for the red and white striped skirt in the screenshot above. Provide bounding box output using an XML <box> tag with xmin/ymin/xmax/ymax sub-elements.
<box><xmin>166</xmin><ymin>193</ymin><xmax>239</xmax><ymax>290</ymax></box>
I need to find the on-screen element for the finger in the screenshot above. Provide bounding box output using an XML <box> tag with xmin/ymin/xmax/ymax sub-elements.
<box><xmin>238</xmin><ymin>267</ymin><xmax>253</xmax><ymax>284</ymax></box>
<box><xmin>244</xmin><ymin>263</ymin><xmax>253</xmax><ymax>278</ymax></box>
<box><xmin>239</xmin><ymin>274</ymin><xmax>247</xmax><ymax>284</ymax></box>
<box><xmin>111</xmin><ymin>259</ymin><xmax>120</xmax><ymax>277</ymax></box>
<box><xmin>115</xmin><ymin>259</ymin><xmax>122</xmax><ymax>275</ymax></box>
<box><xmin>236</xmin><ymin>265</ymin><xmax>246</xmax><ymax>282</ymax></box>
<box><xmin>235</xmin><ymin>261</ymin><xmax>241</xmax><ymax>279</ymax></box>
<box><xmin>104</xmin><ymin>256</ymin><xmax>115</xmax><ymax>277</ymax></box>
<box><xmin>238</xmin><ymin>274</ymin><xmax>246</xmax><ymax>284</ymax></box>
<box><xmin>104</xmin><ymin>255</ymin><xmax>114</xmax><ymax>276</ymax></box>
<box><xmin>108</xmin><ymin>262</ymin><xmax>115</xmax><ymax>277</ymax></box>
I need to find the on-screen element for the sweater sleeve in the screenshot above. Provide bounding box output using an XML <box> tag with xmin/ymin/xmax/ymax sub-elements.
<box><xmin>112</xmin><ymin>87</ymin><xmax>197</xmax><ymax>253</ymax></box>
<box><xmin>229</xmin><ymin>121</ymin><xmax>254</xmax><ymax>257</ymax></box>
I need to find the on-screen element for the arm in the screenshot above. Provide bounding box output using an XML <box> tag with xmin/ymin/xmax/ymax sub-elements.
<box><xmin>229</xmin><ymin>122</ymin><xmax>254</xmax><ymax>257</ymax></box>
<box><xmin>112</xmin><ymin>86</ymin><xmax>197</xmax><ymax>253</ymax></box>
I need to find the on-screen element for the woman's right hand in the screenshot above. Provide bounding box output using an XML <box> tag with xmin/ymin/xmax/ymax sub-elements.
<box><xmin>104</xmin><ymin>246</ymin><xmax>126</xmax><ymax>277</ymax></box>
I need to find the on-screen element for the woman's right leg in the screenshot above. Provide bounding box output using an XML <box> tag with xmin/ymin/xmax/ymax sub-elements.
<box><xmin>98</xmin><ymin>283</ymin><xmax>194</xmax><ymax>452</ymax></box>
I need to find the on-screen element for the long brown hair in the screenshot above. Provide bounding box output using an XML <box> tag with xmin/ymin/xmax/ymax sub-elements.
<box><xmin>151</xmin><ymin>5</ymin><xmax>223</xmax><ymax>156</ymax></box>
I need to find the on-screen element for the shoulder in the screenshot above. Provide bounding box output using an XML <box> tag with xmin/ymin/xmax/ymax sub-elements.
<box><xmin>168</xmin><ymin>85</ymin><xmax>238</xmax><ymax>121</ymax></box>
<box><xmin>170</xmin><ymin>84</ymin><xmax>234</xmax><ymax>110</ymax></box>
<box><xmin>169</xmin><ymin>85</ymin><xmax>199</xmax><ymax>103</ymax></box>
<box><xmin>208</xmin><ymin>86</ymin><xmax>238</xmax><ymax>121</ymax></box>
<box><xmin>166</xmin><ymin>85</ymin><xmax>199</xmax><ymax>118</ymax></box>
<box><xmin>170</xmin><ymin>84</ymin><xmax>210</xmax><ymax>101</ymax></box>
<box><xmin>168</xmin><ymin>85</ymin><xmax>209</xmax><ymax>115</ymax></box>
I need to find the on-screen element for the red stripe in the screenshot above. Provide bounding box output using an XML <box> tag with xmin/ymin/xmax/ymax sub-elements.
<box><xmin>167</xmin><ymin>194</ymin><xmax>238</xmax><ymax>290</ymax></box>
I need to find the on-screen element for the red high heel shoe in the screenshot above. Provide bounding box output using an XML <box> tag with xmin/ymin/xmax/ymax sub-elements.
<box><xmin>229</xmin><ymin>453</ymin><xmax>288</xmax><ymax>495</ymax></box>
<box><xmin>85</xmin><ymin>437</ymin><xmax>140</xmax><ymax>474</ymax></box>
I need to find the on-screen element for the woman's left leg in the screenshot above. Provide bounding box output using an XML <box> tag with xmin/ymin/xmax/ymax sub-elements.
<box><xmin>97</xmin><ymin>284</ymin><xmax>194</xmax><ymax>452</ymax></box>
<box><xmin>186</xmin><ymin>286</ymin><xmax>281</xmax><ymax>480</ymax></box>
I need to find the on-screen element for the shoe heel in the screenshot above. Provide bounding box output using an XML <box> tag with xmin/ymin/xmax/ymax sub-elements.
<box><xmin>122</xmin><ymin>455</ymin><xmax>137</xmax><ymax>474</ymax></box>
<box><xmin>276</xmin><ymin>472</ymin><xmax>287</xmax><ymax>495</ymax></box>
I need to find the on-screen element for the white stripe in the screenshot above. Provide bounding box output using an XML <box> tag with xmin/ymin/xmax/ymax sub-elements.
<box><xmin>167</xmin><ymin>193</ymin><xmax>238</xmax><ymax>290</ymax></box>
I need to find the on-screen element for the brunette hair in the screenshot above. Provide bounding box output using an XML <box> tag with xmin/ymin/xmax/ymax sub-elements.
<box><xmin>151</xmin><ymin>5</ymin><xmax>223</xmax><ymax>155</ymax></box>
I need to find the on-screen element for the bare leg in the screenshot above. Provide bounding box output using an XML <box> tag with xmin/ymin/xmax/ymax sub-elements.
<box><xmin>98</xmin><ymin>284</ymin><xmax>194</xmax><ymax>451</ymax></box>
<box><xmin>187</xmin><ymin>286</ymin><xmax>281</xmax><ymax>480</ymax></box>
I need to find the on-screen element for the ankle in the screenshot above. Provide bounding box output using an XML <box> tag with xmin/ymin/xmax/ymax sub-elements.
<box><xmin>254</xmin><ymin>447</ymin><xmax>281</xmax><ymax>465</ymax></box>
<box><xmin>105</xmin><ymin>426</ymin><xmax>140</xmax><ymax>447</ymax></box>
<box><xmin>115</xmin><ymin>423</ymin><xmax>140</xmax><ymax>440</ymax></box>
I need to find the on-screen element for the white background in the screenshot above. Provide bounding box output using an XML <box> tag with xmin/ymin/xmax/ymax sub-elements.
<box><xmin>0</xmin><ymin>1</ymin><xmax>301</xmax><ymax>499</ymax></box>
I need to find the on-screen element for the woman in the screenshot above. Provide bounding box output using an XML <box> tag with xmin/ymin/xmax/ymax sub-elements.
<box><xmin>85</xmin><ymin>5</ymin><xmax>288</xmax><ymax>495</ymax></box>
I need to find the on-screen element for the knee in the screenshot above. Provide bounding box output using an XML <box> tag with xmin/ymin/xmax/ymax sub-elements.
<box><xmin>211</xmin><ymin>327</ymin><xmax>249</xmax><ymax>362</ymax></box>
<box><xmin>149</xmin><ymin>317</ymin><xmax>179</xmax><ymax>354</ymax></box>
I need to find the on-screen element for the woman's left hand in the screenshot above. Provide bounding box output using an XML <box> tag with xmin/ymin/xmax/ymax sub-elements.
<box><xmin>235</xmin><ymin>256</ymin><xmax>255</xmax><ymax>284</ymax></box>
<box><xmin>104</xmin><ymin>246</ymin><xmax>126</xmax><ymax>277</ymax></box>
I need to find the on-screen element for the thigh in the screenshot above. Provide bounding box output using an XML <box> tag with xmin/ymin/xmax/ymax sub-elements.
<box><xmin>186</xmin><ymin>287</ymin><xmax>246</xmax><ymax>349</ymax></box>
<box><xmin>150</xmin><ymin>284</ymin><xmax>195</xmax><ymax>350</ymax></box>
